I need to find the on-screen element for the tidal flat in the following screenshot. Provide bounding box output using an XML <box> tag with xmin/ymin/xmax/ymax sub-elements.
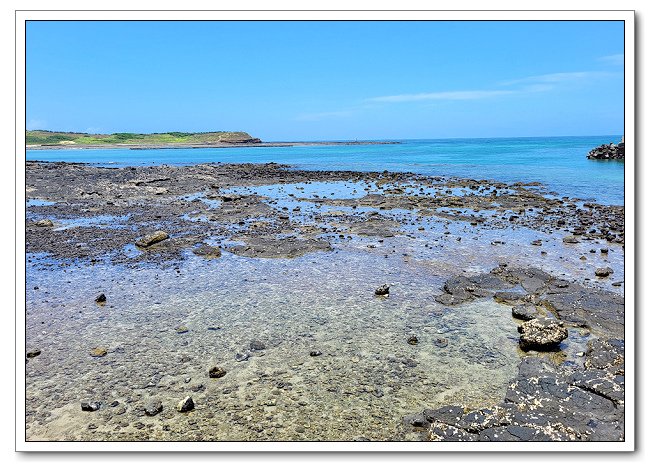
<box><xmin>25</xmin><ymin>161</ymin><xmax>625</xmax><ymax>441</ymax></box>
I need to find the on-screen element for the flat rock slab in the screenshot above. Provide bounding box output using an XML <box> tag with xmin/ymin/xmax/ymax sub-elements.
<box><xmin>225</xmin><ymin>235</ymin><xmax>331</xmax><ymax>258</ymax></box>
<box><xmin>135</xmin><ymin>230</ymin><xmax>169</xmax><ymax>248</ymax></box>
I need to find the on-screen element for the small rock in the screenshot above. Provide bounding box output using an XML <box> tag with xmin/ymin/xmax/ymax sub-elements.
<box><xmin>90</xmin><ymin>347</ymin><xmax>108</xmax><ymax>357</ymax></box>
<box><xmin>26</xmin><ymin>349</ymin><xmax>41</xmax><ymax>358</ymax></box>
<box><xmin>433</xmin><ymin>338</ymin><xmax>449</xmax><ymax>348</ymax></box>
<box><xmin>562</xmin><ymin>235</ymin><xmax>579</xmax><ymax>244</ymax></box>
<box><xmin>192</xmin><ymin>244</ymin><xmax>222</xmax><ymax>259</ymax></box>
<box><xmin>309</xmin><ymin>350</ymin><xmax>323</xmax><ymax>357</ymax></box>
<box><xmin>135</xmin><ymin>230</ymin><xmax>169</xmax><ymax>248</ymax></box>
<box><xmin>531</xmin><ymin>240</ymin><xmax>542</xmax><ymax>246</ymax></box>
<box><xmin>109</xmin><ymin>400</ymin><xmax>120</xmax><ymax>407</ymax></box>
<box><xmin>235</xmin><ymin>352</ymin><xmax>250</xmax><ymax>362</ymax></box>
<box><xmin>209</xmin><ymin>366</ymin><xmax>227</xmax><ymax>378</ymax></box>
<box><xmin>250</xmin><ymin>340</ymin><xmax>266</xmax><ymax>351</ymax></box>
<box><xmin>407</xmin><ymin>335</ymin><xmax>418</xmax><ymax>345</ymax></box>
<box><xmin>81</xmin><ymin>401</ymin><xmax>101</xmax><ymax>412</ymax></box>
<box><xmin>518</xmin><ymin>318</ymin><xmax>568</xmax><ymax>351</ymax></box>
<box><xmin>177</xmin><ymin>396</ymin><xmax>194</xmax><ymax>412</ymax></box>
<box><xmin>35</xmin><ymin>219</ymin><xmax>53</xmax><ymax>227</ymax></box>
<box><xmin>144</xmin><ymin>399</ymin><xmax>163</xmax><ymax>416</ymax></box>
<box><xmin>175</xmin><ymin>325</ymin><xmax>189</xmax><ymax>334</ymax></box>
<box><xmin>95</xmin><ymin>293</ymin><xmax>106</xmax><ymax>303</ymax></box>
<box><xmin>595</xmin><ymin>267</ymin><xmax>614</xmax><ymax>277</ymax></box>
<box><xmin>601</xmin><ymin>248</ymin><xmax>609</xmax><ymax>254</ymax></box>
<box><xmin>375</xmin><ymin>284</ymin><xmax>390</xmax><ymax>296</ymax></box>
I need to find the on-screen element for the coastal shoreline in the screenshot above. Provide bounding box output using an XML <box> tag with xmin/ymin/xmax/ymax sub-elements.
<box><xmin>26</xmin><ymin>140</ymin><xmax>401</xmax><ymax>151</ymax></box>
<box><xmin>24</xmin><ymin>161</ymin><xmax>624</xmax><ymax>441</ymax></box>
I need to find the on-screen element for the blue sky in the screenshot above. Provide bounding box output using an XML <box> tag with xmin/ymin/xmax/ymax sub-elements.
<box><xmin>26</xmin><ymin>21</ymin><xmax>624</xmax><ymax>140</ymax></box>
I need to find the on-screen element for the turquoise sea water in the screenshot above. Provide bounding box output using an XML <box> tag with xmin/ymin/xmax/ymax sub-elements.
<box><xmin>26</xmin><ymin>136</ymin><xmax>624</xmax><ymax>205</ymax></box>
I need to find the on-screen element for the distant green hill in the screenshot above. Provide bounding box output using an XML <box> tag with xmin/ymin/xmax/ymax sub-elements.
<box><xmin>26</xmin><ymin>130</ymin><xmax>261</xmax><ymax>146</ymax></box>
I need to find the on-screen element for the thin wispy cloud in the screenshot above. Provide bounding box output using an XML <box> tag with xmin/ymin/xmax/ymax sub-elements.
<box><xmin>366</xmin><ymin>69</ymin><xmax>617</xmax><ymax>105</ymax></box>
<box><xmin>599</xmin><ymin>53</ymin><xmax>624</xmax><ymax>66</ymax></box>
<box><xmin>367</xmin><ymin>89</ymin><xmax>515</xmax><ymax>103</ymax></box>
<box><xmin>500</xmin><ymin>71</ymin><xmax>613</xmax><ymax>86</ymax></box>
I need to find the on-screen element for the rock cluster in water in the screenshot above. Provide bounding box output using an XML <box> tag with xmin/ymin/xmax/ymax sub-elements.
<box><xmin>587</xmin><ymin>138</ymin><xmax>625</xmax><ymax>160</ymax></box>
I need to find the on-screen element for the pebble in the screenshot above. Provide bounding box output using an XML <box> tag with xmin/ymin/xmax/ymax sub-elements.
<box><xmin>26</xmin><ymin>349</ymin><xmax>41</xmax><ymax>358</ymax></box>
<box><xmin>595</xmin><ymin>267</ymin><xmax>614</xmax><ymax>277</ymax></box>
<box><xmin>175</xmin><ymin>325</ymin><xmax>189</xmax><ymax>334</ymax></box>
<box><xmin>209</xmin><ymin>366</ymin><xmax>227</xmax><ymax>378</ymax></box>
<box><xmin>433</xmin><ymin>338</ymin><xmax>449</xmax><ymax>348</ymax></box>
<box><xmin>235</xmin><ymin>352</ymin><xmax>250</xmax><ymax>362</ymax></box>
<box><xmin>309</xmin><ymin>350</ymin><xmax>322</xmax><ymax>357</ymax></box>
<box><xmin>375</xmin><ymin>284</ymin><xmax>390</xmax><ymax>296</ymax></box>
<box><xmin>81</xmin><ymin>401</ymin><xmax>101</xmax><ymax>412</ymax></box>
<box><xmin>144</xmin><ymin>399</ymin><xmax>163</xmax><ymax>416</ymax></box>
<box><xmin>90</xmin><ymin>347</ymin><xmax>108</xmax><ymax>357</ymax></box>
<box><xmin>407</xmin><ymin>335</ymin><xmax>418</xmax><ymax>345</ymax></box>
<box><xmin>177</xmin><ymin>396</ymin><xmax>195</xmax><ymax>412</ymax></box>
<box><xmin>250</xmin><ymin>340</ymin><xmax>266</xmax><ymax>351</ymax></box>
<box><xmin>95</xmin><ymin>293</ymin><xmax>106</xmax><ymax>303</ymax></box>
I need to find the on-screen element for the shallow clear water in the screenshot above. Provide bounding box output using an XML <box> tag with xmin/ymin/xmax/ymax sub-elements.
<box><xmin>26</xmin><ymin>136</ymin><xmax>625</xmax><ymax>205</ymax></box>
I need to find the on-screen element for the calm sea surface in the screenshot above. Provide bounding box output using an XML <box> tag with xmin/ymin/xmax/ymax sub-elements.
<box><xmin>26</xmin><ymin>136</ymin><xmax>624</xmax><ymax>205</ymax></box>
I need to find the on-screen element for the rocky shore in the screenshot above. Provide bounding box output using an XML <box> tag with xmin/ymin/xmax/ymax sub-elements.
<box><xmin>25</xmin><ymin>161</ymin><xmax>625</xmax><ymax>442</ymax></box>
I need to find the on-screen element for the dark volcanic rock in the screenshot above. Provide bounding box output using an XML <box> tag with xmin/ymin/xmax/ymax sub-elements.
<box><xmin>26</xmin><ymin>349</ymin><xmax>41</xmax><ymax>358</ymax></box>
<box><xmin>587</xmin><ymin>140</ymin><xmax>625</xmax><ymax>160</ymax></box>
<box><xmin>176</xmin><ymin>396</ymin><xmax>194</xmax><ymax>412</ymax></box>
<box><xmin>81</xmin><ymin>401</ymin><xmax>101</xmax><ymax>412</ymax></box>
<box><xmin>209</xmin><ymin>366</ymin><xmax>227</xmax><ymax>378</ymax></box>
<box><xmin>511</xmin><ymin>304</ymin><xmax>539</xmax><ymax>321</ymax></box>
<box><xmin>144</xmin><ymin>399</ymin><xmax>163</xmax><ymax>416</ymax></box>
<box><xmin>375</xmin><ymin>284</ymin><xmax>390</xmax><ymax>296</ymax></box>
<box><xmin>518</xmin><ymin>318</ymin><xmax>568</xmax><ymax>351</ymax></box>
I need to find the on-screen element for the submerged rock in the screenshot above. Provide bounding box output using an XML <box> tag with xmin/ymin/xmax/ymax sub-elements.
<box><xmin>90</xmin><ymin>347</ymin><xmax>108</xmax><ymax>357</ymax></box>
<box><xmin>135</xmin><ymin>230</ymin><xmax>169</xmax><ymax>248</ymax></box>
<box><xmin>35</xmin><ymin>219</ymin><xmax>53</xmax><ymax>227</ymax></box>
<box><xmin>209</xmin><ymin>366</ymin><xmax>227</xmax><ymax>378</ymax></box>
<box><xmin>26</xmin><ymin>349</ymin><xmax>41</xmax><ymax>358</ymax></box>
<box><xmin>176</xmin><ymin>396</ymin><xmax>194</xmax><ymax>412</ymax></box>
<box><xmin>81</xmin><ymin>401</ymin><xmax>101</xmax><ymax>412</ymax></box>
<box><xmin>595</xmin><ymin>267</ymin><xmax>614</xmax><ymax>277</ymax></box>
<box><xmin>235</xmin><ymin>352</ymin><xmax>250</xmax><ymax>362</ymax></box>
<box><xmin>375</xmin><ymin>284</ymin><xmax>390</xmax><ymax>296</ymax></box>
<box><xmin>144</xmin><ymin>399</ymin><xmax>163</xmax><ymax>416</ymax></box>
<box><xmin>192</xmin><ymin>244</ymin><xmax>222</xmax><ymax>259</ymax></box>
<box><xmin>518</xmin><ymin>318</ymin><xmax>568</xmax><ymax>351</ymax></box>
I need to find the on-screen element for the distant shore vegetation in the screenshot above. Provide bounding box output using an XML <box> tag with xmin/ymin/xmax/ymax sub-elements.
<box><xmin>26</xmin><ymin>130</ymin><xmax>258</xmax><ymax>145</ymax></box>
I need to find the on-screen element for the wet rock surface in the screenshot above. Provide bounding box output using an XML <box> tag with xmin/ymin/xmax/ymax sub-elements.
<box><xmin>403</xmin><ymin>267</ymin><xmax>625</xmax><ymax>442</ymax></box>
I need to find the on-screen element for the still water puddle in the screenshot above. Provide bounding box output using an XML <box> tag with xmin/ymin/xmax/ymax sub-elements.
<box><xmin>26</xmin><ymin>248</ymin><xmax>523</xmax><ymax>441</ymax></box>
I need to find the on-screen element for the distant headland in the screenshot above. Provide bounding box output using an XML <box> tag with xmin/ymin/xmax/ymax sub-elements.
<box><xmin>25</xmin><ymin>130</ymin><xmax>399</xmax><ymax>150</ymax></box>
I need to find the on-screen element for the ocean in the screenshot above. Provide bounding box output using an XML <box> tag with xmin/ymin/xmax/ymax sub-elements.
<box><xmin>26</xmin><ymin>135</ymin><xmax>624</xmax><ymax>205</ymax></box>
